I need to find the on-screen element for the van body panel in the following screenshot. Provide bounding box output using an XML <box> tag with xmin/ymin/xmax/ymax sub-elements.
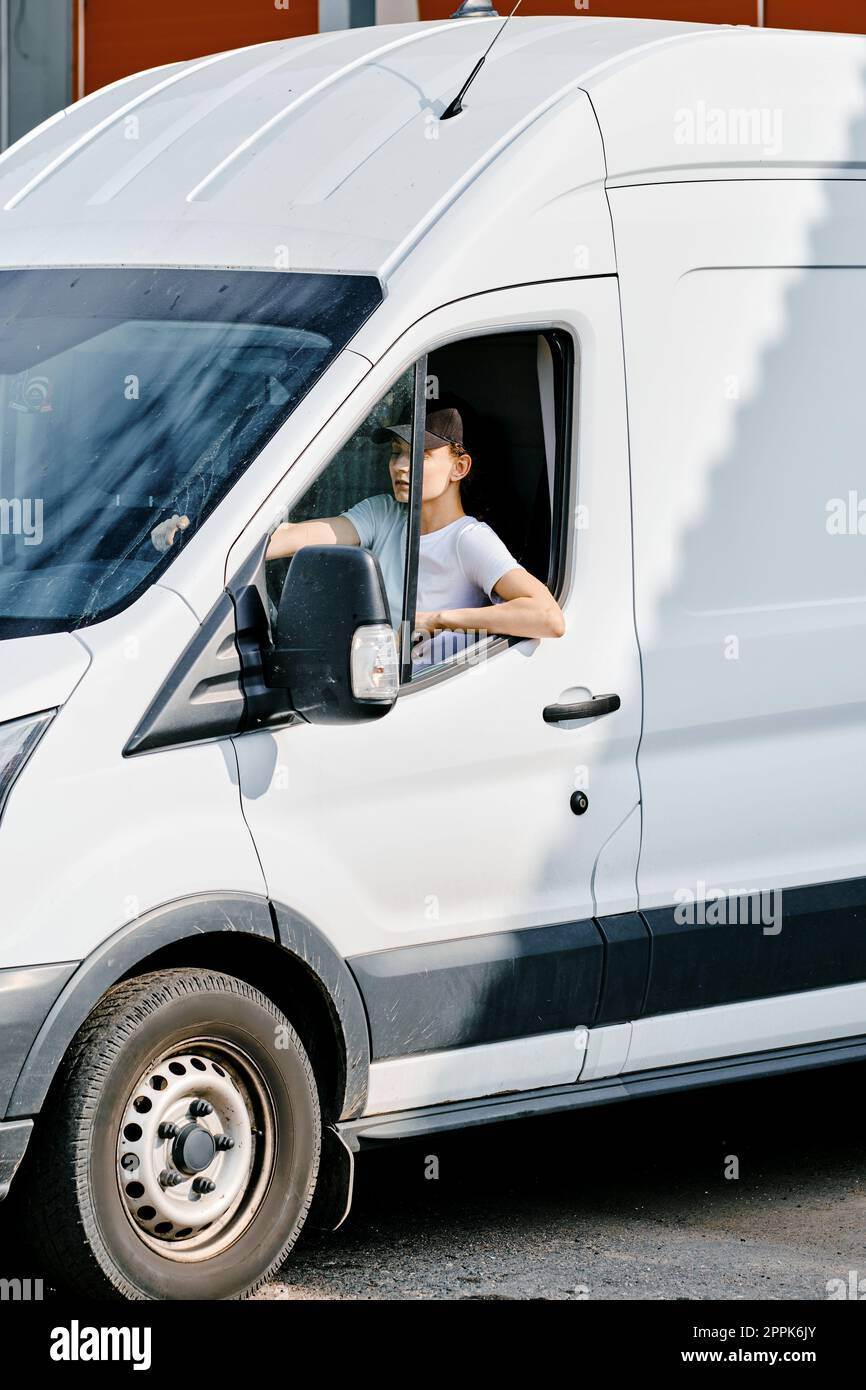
<box><xmin>363</xmin><ymin>1027</ymin><xmax>588</xmax><ymax>1116</ymax></box>
<box><xmin>589</xmin><ymin>803</ymin><xmax>642</xmax><ymax>920</ymax></box>
<box><xmin>585</xmin><ymin>27</ymin><xmax>866</xmax><ymax>186</ymax></box>
<box><xmin>579</xmin><ymin>1022</ymin><xmax>632</xmax><ymax>1082</ymax></box>
<box><xmin>355</xmin><ymin>89</ymin><xmax>615</xmax><ymax>324</ymax></box>
<box><xmin>0</xmin><ymin>634</ymin><xmax>90</xmax><ymax>725</ymax></box>
<box><xmin>232</xmin><ymin>628</ymin><xmax>638</xmax><ymax>954</ymax></box>
<box><xmin>624</xmin><ymin>979</ymin><xmax>866</xmax><ymax>1074</ymax></box>
<box><xmin>606</xmin><ymin>176</ymin><xmax>866</xmax><ymax>1044</ymax></box>
<box><xmin>0</xmin><ymin>587</ymin><xmax>266</xmax><ymax>971</ymax></box>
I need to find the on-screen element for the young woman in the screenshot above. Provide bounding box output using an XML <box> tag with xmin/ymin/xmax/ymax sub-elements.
<box><xmin>265</xmin><ymin>406</ymin><xmax>565</xmax><ymax>664</ymax></box>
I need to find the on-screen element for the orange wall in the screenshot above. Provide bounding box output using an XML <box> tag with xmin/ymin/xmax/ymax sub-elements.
<box><xmin>421</xmin><ymin>0</ymin><xmax>757</xmax><ymax>19</ymax></box>
<box><xmin>765</xmin><ymin>0</ymin><xmax>865</xmax><ymax>30</ymax></box>
<box><xmin>421</xmin><ymin>0</ymin><xmax>866</xmax><ymax>31</ymax></box>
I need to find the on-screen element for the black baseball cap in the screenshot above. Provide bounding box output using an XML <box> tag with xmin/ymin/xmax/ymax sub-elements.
<box><xmin>372</xmin><ymin>406</ymin><xmax>465</xmax><ymax>451</ymax></box>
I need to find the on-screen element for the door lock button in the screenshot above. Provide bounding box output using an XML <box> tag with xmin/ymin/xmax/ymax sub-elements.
<box><xmin>570</xmin><ymin>791</ymin><xmax>589</xmax><ymax>816</ymax></box>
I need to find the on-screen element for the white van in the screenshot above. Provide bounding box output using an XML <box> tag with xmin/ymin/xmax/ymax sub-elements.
<box><xmin>1</xmin><ymin>13</ymin><xmax>865</xmax><ymax>1300</ymax></box>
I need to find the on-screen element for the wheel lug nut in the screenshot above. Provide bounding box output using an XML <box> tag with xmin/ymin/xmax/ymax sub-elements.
<box><xmin>215</xmin><ymin>1136</ymin><xmax>234</xmax><ymax>1151</ymax></box>
<box><xmin>189</xmin><ymin>1099</ymin><xmax>213</xmax><ymax>1117</ymax></box>
<box><xmin>159</xmin><ymin>1169</ymin><xmax>183</xmax><ymax>1188</ymax></box>
<box><xmin>158</xmin><ymin>1122</ymin><xmax>179</xmax><ymax>1139</ymax></box>
<box><xmin>192</xmin><ymin>1177</ymin><xmax>216</xmax><ymax>1194</ymax></box>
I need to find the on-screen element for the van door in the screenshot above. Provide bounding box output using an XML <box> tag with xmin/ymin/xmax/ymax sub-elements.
<box><xmin>610</xmin><ymin>180</ymin><xmax>866</xmax><ymax>1071</ymax></box>
<box><xmin>229</xmin><ymin>280</ymin><xmax>642</xmax><ymax>1115</ymax></box>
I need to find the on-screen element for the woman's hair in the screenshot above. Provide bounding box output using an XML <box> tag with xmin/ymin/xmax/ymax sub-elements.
<box><xmin>445</xmin><ymin>412</ymin><xmax>492</xmax><ymax>520</ymax></box>
<box><xmin>450</xmin><ymin>439</ymin><xmax>492</xmax><ymax>522</ymax></box>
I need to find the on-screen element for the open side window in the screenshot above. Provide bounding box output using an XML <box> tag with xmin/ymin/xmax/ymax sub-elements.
<box><xmin>401</xmin><ymin>327</ymin><xmax>573</xmax><ymax>687</ymax></box>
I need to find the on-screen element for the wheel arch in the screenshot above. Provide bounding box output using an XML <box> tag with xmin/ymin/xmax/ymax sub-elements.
<box><xmin>7</xmin><ymin>893</ymin><xmax>371</xmax><ymax>1125</ymax></box>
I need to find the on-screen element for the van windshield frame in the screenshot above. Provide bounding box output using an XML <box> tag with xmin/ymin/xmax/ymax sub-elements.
<box><xmin>0</xmin><ymin>266</ymin><xmax>382</xmax><ymax>638</ymax></box>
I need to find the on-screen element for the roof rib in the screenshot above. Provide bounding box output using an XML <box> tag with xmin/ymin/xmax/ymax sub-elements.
<box><xmin>4</xmin><ymin>45</ymin><xmax>260</xmax><ymax>212</ymax></box>
<box><xmin>184</xmin><ymin>17</ymin><xmax>492</xmax><ymax>204</ymax></box>
<box><xmin>87</xmin><ymin>34</ymin><xmax>348</xmax><ymax>206</ymax></box>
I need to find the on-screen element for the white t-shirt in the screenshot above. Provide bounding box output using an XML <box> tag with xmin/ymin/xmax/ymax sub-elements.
<box><xmin>341</xmin><ymin>493</ymin><xmax>519</xmax><ymax>667</ymax></box>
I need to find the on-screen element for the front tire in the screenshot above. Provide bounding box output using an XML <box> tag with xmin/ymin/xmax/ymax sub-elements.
<box><xmin>23</xmin><ymin>969</ymin><xmax>320</xmax><ymax>1300</ymax></box>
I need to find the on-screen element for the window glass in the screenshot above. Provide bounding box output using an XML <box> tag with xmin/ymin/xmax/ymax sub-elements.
<box><xmin>409</xmin><ymin>330</ymin><xmax>564</xmax><ymax>677</ymax></box>
<box><xmin>0</xmin><ymin>267</ymin><xmax>381</xmax><ymax>637</ymax></box>
<box><xmin>265</xmin><ymin>367</ymin><xmax>415</xmax><ymax>635</ymax></box>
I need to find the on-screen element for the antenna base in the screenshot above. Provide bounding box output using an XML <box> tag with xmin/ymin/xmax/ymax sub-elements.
<box><xmin>450</xmin><ymin>0</ymin><xmax>499</xmax><ymax>15</ymax></box>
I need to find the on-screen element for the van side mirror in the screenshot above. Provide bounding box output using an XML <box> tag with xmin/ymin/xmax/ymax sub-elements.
<box><xmin>262</xmin><ymin>545</ymin><xmax>399</xmax><ymax>725</ymax></box>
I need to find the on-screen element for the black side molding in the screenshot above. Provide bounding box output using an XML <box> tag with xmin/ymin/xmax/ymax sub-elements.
<box><xmin>0</xmin><ymin>963</ymin><xmax>77</xmax><ymax>1114</ymax></box>
<box><xmin>348</xmin><ymin>919</ymin><xmax>604</xmax><ymax>1060</ymax></box>
<box><xmin>270</xmin><ymin>902</ymin><xmax>372</xmax><ymax>1120</ymax></box>
<box><xmin>594</xmin><ymin>913</ymin><xmax>650</xmax><ymax>1025</ymax></box>
<box><xmin>0</xmin><ymin>1119</ymin><xmax>33</xmax><ymax>1202</ymax></box>
<box><xmin>641</xmin><ymin>875</ymin><xmax>866</xmax><ymax>1016</ymax></box>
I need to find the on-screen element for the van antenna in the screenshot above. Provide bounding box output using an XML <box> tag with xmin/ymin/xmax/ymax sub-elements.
<box><xmin>440</xmin><ymin>0</ymin><xmax>525</xmax><ymax>122</ymax></box>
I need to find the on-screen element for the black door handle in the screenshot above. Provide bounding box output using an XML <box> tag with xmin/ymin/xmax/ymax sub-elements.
<box><xmin>542</xmin><ymin>693</ymin><xmax>621</xmax><ymax>725</ymax></box>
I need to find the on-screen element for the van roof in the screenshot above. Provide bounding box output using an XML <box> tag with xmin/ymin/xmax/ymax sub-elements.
<box><xmin>1</xmin><ymin>16</ymin><xmax>865</xmax><ymax>280</ymax></box>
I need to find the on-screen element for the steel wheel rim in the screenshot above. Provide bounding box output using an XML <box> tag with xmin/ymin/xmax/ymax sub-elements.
<box><xmin>114</xmin><ymin>1037</ymin><xmax>278</xmax><ymax>1262</ymax></box>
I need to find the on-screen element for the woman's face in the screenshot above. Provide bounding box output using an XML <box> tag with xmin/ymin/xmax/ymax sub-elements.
<box><xmin>388</xmin><ymin>438</ymin><xmax>470</xmax><ymax>503</ymax></box>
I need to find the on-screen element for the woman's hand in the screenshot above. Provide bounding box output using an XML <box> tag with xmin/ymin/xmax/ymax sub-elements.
<box><xmin>410</xmin><ymin>611</ymin><xmax>442</xmax><ymax>661</ymax></box>
<box><xmin>413</xmin><ymin>610</ymin><xmax>442</xmax><ymax>636</ymax></box>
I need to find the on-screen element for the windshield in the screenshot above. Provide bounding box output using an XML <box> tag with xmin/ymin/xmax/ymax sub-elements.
<box><xmin>0</xmin><ymin>267</ymin><xmax>382</xmax><ymax>637</ymax></box>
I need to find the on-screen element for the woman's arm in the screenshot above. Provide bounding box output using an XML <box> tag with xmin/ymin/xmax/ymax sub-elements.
<box><xmin>416</xmin><ymin>567</ymin><xmax>565</xmax><ymax>642</ymax></box>
<box><xmin>265</xmin><ymin>514</ymin><xmax>360</xmax><ymax>560</ymax></box>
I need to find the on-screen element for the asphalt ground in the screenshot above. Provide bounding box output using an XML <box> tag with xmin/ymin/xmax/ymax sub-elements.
<box><xmin>2</xmin><ymin>1059</ymin><xmax>862</xmax><ymax>1303</ymax></box>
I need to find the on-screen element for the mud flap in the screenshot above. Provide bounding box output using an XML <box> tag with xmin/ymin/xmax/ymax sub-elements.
<box><xmin>307</xmin><ymin>1124</ymin><xmax>355</xmax><ymax>1231</ymax></box>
